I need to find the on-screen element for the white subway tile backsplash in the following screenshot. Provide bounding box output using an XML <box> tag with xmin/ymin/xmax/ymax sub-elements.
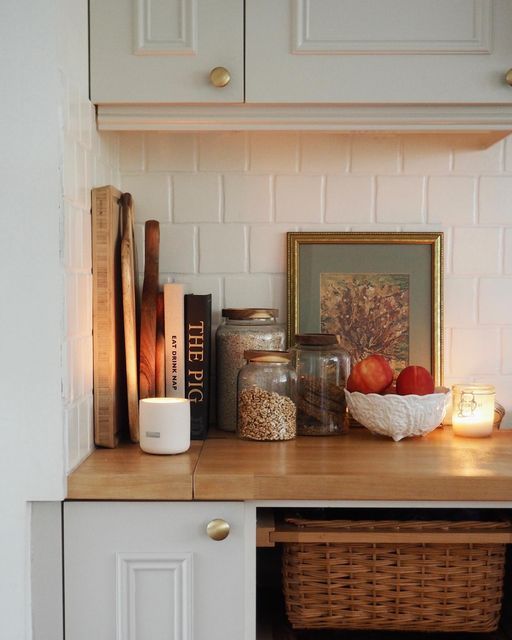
<box><xmin>65</xmin><ymin>404</ymin><xmax>79</xmax><ymax>472</ymax></box>
<box><xmin>199</xmin><ymin>132</ymin><xmax>247</xmax><ymax>171</ymax></box>
<box><xmin>117</xmin><ymin>131</ymin><xmax>512</xmax><ymax>427</ymax></box>
<box><xmin>249</xmin><ymin>225</ymin><xmax>288</xmax><ymax>273</ymax></box>
<box><xmin>479</xmin><ymin>278</ymin><xmax>512</xmax><ymax>324</ymax></box>
<box><xmin>224</xmin><ymin>275</ymin><xmax>272</xmax><ymax>308</ymax></box>
<box><xmin>351</xmin><ymin>136</ymin><xmax>400</xmax><ymax>174</ymax></box>
<box><xmin>427</xmin><ymin>177</ymin><xmax>475</xmax><ymax>225</ymax></box>
<box><xmin>271</xmin><ymin>274</ymin><xmax>288</xmax><ymax>327</ymax></box>
<box><xmin>275</xmin><ymin>175</ymin><xmax>323</xmax><ymax>223</ymax></box>
<box><xmin>146</xmin><ymin>132</ymin><xmax>196</xmax><ymax>172</ymax></box>
<box><xmin>300</xmin><ymin>134</ymin><xmax>350</xmax><ymax>173</ymax></box>
<box><xmin>479</xmin><ymin>176</ymin><xmax>512</xmax><ymax>224</ymax></box>
<box><xmin>119</xmin><ymin>133</ymin><xmax>145</xmax><ymax>172</ymax></box>
<box><xmin>325</xmin><ymin>175</ymin><xmax>373</xmax><ymax>223</ymax></box>
<box><xmin>452</xmin><ymin>136</ymin><xmax>503</xmax><ymax>174</ymax></box>
<box><xmin>173</xmin><ymin>174</ymin><xmax>221</xmax><ymax>223</ymax></box>
<box><xmin>402</xmin><ymin>136</ymin><xmax>451</xmax><ymax>174</ymax></box>
<box><xmin>224</xmin><ymin>174</ymin><xmax>272</xmax><ymax>223</ymax></box>
<box><xmin>451</xmin><ymin>328</ymin><xmax>500</xmax><ymax>375</ymax></box>
<box><xmin>505</xmin><ymin>229</ymin><xmax>512</xmax><ymax>274</ymax></box>
<box><xmin>121</xmin><ymin>174</ymin><xmax>171</xmax><ymax>223</ymax></box>
<box><xmin>199</xmin><ymin>224</ymin><xmax>246</xmax><ymax>273</ymax></box>
<box><xmin>443</xmin><ymin>277</ymin><xmax>477</xmax><ymax>327</ymax></box>
<box><xmin>249</xmin><ymin>133</ymin><xmax>299</xmax><ymax>173</ymax></box>
<box><xmin>159</xmin><ymin>224</ymin><xmax>196</xmax><ymax>273</ymax></box>
<box><xmin>376</xmin><ymin>176</ymin><xmax>423</xmax><ymax>223</ymax></box>
<box><xmin>503</xmin><ymin>329</ymin><xmax>512</xmax><ymax>374</ymax></box>
<box><xmin>78</xmin><ymin>396</ymin><xmax>92</xmax><ymax>461</ymax></box>
<box><xmin>452</xmin><ymin>228</ymin><xmax>500</xmax><ymax>275</ymax></box>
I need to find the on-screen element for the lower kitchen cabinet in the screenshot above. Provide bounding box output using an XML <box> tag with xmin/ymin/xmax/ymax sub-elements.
<box><xmin>63</xmin><ymin>501</ymin><xmax>254</xmax><ymax>640</ymax></box>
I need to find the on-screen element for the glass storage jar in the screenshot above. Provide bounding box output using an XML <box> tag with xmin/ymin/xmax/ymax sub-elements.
<box><xmin>452</xmin><ymin>384</ymin><xmax>496</xmax><ymax>438</ymax></box>
<box><xmin>237</xmin><ymin>350</ymin><xmax>297</xmax><ymax>441</ymax></box>
<box><xmin>216</xmin><ymin>308</ymin><xmax>286</xmax><ymax>431</ymax></box>
<box><xmin>291</xmin><ymin>334</ymin><xmax>351</xmax><ymax>435</ymax></box>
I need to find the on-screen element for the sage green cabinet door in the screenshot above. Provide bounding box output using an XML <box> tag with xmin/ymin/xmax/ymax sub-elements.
<box><xmin>90</xmin><ymin>0</ymin><xmax>243</xmax><ymax>103</ymax></box>
<box><xmin>64</xmin><ymin>501</ymin><xmax>251</xmax><ymax>640</ymax></box>
<box><xmin>246</xmin><ymin>0</ymin><xmax>512</xmax><ymax>104</ymax></box>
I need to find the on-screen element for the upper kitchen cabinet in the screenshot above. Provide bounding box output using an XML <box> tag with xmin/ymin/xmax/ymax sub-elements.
<box><xmin>90</xmin><ymin>0</ymin><xmax>244</xmax><ymax>103</ymax></box>
<box><xmin>246</xmin><ymin>0</ymin><xmax>512</xmax><ymax>104</ymax></box>
<box><xmin>92</xmin><ymin>0</ymin><xmax>512</xmax><ymax>131</ymax></box>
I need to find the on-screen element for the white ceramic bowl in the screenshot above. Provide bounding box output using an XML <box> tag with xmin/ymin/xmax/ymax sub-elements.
<box><xmin>344</xmin><ymin>387</ymin><xmax>451</xmax><ymax>442</ymax></box>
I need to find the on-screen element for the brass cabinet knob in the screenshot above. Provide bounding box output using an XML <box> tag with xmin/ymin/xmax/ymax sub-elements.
<box><xmin>206</xmin><ymin>518</ymin><xmax>230</xmax><ymax>541</ymax></box>
<box><xmin>506</xmin><ymin>69</ymin><xmax>512</xmax><ymax>86</ymax></box>
<box><xmin>209</xmin><ymin>67</ymin><xmax>231</xmax><ymax>88</ymax></box>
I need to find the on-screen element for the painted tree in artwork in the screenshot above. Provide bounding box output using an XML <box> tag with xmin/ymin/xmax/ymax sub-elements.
<box><xmin>320</xmin><ymin>273</ymin><xmax>409</xmax><ymax>373</ymax></box>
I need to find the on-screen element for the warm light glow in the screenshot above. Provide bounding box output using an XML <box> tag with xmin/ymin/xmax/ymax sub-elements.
<box><xmin>452</xmin><ymin>384</ymin><xmax>495</xmax><ymax>438</ymax></box>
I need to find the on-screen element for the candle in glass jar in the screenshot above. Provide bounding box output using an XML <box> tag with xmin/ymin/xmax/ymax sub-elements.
<box><xmin>451</xmin><ymin>384</ymin><xmax>495</xmax><ymax>437</ymax></box>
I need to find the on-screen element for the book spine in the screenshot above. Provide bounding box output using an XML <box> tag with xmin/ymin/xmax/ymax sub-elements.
<box><xmin>184</xmin><ymin>294</ymin><xmax>212</xmax><ymax>440</ymax></box>
<box><xmin>163</xmin><ymin>283</ymin><xmax>185</xmax><ymax>398</ymax></box>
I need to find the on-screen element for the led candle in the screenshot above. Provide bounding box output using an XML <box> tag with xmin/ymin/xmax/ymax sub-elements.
<box><xmin>139</xmin><ymin>398</ymin><xmax>190</xmax><ymax>454</ymax></box>
<box><xmin>451</xmin><ymin>384</ymin><xmax>495</xmax><ymax>438</ymax></box>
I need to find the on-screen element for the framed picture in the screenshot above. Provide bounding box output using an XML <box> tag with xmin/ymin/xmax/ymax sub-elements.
<box><xmin>287</xmin><ymin>232</ymin><xmax>443</xmax><ymax>384</ymax></box>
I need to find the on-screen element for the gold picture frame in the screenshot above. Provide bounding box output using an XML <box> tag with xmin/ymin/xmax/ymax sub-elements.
<box><xmin>287</xmin><ymin>231</ymin><xmax>443</xmax><ymax>385</ymax></box>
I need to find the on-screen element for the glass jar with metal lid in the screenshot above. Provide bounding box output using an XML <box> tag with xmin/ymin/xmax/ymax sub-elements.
<box><xmin>215</xmin><ymin>308</ymin><xmax>286</xmax><ymax>431</ymax></box>
<box><xmin>237</xmin><ymin>350</ymin><xmax>297</xmax><ymax>441</ymax></box>
<box><xmin>291</xmin><ymin>334</ymin><xmax>351</xmax><ymax>436</ymax></box>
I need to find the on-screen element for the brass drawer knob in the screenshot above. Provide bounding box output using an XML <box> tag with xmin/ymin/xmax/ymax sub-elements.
<box><xmin>209</xmin><ymin>67</ymin><xmax>231</xmax><ymax>88</ymax></box>
<box><xmin>206</xmin><ymin>518</ymin><xmax>230</xmax><ymax>541</ymax></box>
<box><xmin>506</xmin><ymin>69</ymin><xmax>512</xmax><ymax>86</ymax></box>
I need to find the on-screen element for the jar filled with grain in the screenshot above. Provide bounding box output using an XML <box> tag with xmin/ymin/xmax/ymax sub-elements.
<box><xmin>237</xmin><ymin>350</ymin><xmax>297</xmax><ymax>441</ymax></box>
<box><xmin>216</xmin><ymin>309</ymin><xmax>286</xmax><ymax>431</ymax></box>
<box><xmin>291</xmin><ymin>334</ymin><xmax>351</xmax><ymax>436</ymax></box>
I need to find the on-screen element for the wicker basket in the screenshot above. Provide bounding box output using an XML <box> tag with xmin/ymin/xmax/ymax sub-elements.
<box><xmin>282</xmin><ymin>518</ymin><xmax>509</xmax><ymax>632</ymax></box>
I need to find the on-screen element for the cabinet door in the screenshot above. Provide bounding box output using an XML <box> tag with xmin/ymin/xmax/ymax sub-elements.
<box><xmin>64</xmin><ymin>502</ymin><xmax>251</xmax><ymax>640</ymax></box>
<box><xmin>90</xmin><ymin>0</ymin><xmax>243</xmax><ymax>103</ymax></box>
<box><xmin>246</xmin><ymin>0</ymin><xmax>512</xmax><ymax>104</ymax></box>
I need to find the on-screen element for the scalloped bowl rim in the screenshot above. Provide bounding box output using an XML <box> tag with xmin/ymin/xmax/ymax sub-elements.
<box><xmin>345</xmin><ymin>386</ymin><xmax>450</xmax><ymax>402</ymax></box>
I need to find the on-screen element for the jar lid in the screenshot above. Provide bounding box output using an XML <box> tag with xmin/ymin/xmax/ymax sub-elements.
<box><xmin>294</xmin><ymin>333</ymin><xmax>339</xmax><ymax>346</ymax></box>
<box><xmin>222</xmin><ymin>308</ymin><xmax>278</xmax><ymax>320</ymax></box>
<box><xmin>243</xmin><ymin>349</ymin><xmax>290</xmax><ymax>363</ymax></box>
<box><xmin>453</xmin><ymin>384</ymin><xmax>495</xmax><ymax>394</ymax></box>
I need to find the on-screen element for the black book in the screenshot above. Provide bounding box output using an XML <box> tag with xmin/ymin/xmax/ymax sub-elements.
<box><xmin>184</xmin><ymin>293</ymin><xmax>212</xmax><ymax>439</ymax></box>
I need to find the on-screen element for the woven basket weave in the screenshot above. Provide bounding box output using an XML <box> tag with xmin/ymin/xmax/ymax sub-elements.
<box><xmin>282</xmin><ymin>518</ymin><xmax>508</xmax><ymax>632</ymax></box>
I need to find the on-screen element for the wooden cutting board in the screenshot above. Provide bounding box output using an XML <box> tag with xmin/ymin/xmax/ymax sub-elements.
<box><xmin>120</xmin><ymin>193</ymin><xmax>139</xmax><ymax>442</ymax></box>
<box><xmin>91</xmin><ymin>186</ymin><xmax>127</xmax><ymax>448</ymax></box>
<box><xmin>139</xmin><ymin>220</ymin><xmax>160</xmax><ymax>399</ymax></box>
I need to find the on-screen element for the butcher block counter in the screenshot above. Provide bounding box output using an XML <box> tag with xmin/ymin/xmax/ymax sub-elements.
<box><xmin>67</xmin><ymin>427</ymin><xmax>512</xmax><ymax>502</ymax></box>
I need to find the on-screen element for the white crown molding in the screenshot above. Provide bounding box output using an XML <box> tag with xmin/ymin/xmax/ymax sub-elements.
<box><xmin>96</xmin><ymin>103</ymin><xmax>512</xmax><ymax>136</ymax></box>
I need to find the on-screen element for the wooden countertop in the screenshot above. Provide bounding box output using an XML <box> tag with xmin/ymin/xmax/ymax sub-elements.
<box><xmin>67</xmin><ymin>441</ymin><xmax>203</xmax><ymax>500</ymax></box>
<box><xmin>67</xmin><ymin>428</ymin><xmax>512</xmax><ymax>502</ymax></box>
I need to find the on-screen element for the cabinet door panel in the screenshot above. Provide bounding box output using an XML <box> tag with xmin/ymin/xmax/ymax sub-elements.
<box><xmin>64</xmin><ymin>502</ymin><xmax>248</xmax><ymax>640</ymax></box>
<box><xmin>90</xmin><ymin>0</ymin><xmax>243</xmax><ymax>103</ymax></box>
<box><xmin>246</xmin><ymin>0</ymin><xmax>512</xmax><ymax>103</ymax></box>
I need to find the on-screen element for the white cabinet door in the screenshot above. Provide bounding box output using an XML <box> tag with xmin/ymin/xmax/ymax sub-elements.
<box><xmin>64</xmin><ymin>502</ymin><xmax>251</xmax><ymax>640</ymax></box>
<box><xmin>90</xmin><ymin>0</ymin><xmax>243</xmax><ymax>103</ymax></box>
<box><xmin>246</xmin><ymin>0</ymin><xmax>512</xmax><ymax>104</ymax></box>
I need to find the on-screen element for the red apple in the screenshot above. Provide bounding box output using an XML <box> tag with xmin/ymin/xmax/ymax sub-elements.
<box><xmin>396</xmin><ymin>365</ymin><xmax>435</xmax><ymax>396</ymax></box>
<box><xmin>346</xmin><ymin>354</ymin><xmax>394</xmax><ymax>394</ymax></box>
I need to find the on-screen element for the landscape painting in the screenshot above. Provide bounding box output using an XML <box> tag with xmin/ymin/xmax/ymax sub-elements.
<box><xmin>320</xmin><ymin>272</ymin><xmax>410</xmax><ymax>374</ymax></box>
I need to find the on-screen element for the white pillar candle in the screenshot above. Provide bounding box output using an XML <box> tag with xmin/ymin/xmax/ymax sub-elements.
<box><xmin>452</xmin><ymin>384</ymin><xmax>495</xmax><ymax>438</ymax></box>
<box><xmin>139</xmin><ymin>398</ymin><xmax>191</xmax><ymax>454</ymax></box>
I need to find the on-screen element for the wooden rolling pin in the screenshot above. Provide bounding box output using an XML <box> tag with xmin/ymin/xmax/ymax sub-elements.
<box><xmin>139</xmin><ymin>220</ymin><xmax>160</xmax><ymax>399</ymax></box>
